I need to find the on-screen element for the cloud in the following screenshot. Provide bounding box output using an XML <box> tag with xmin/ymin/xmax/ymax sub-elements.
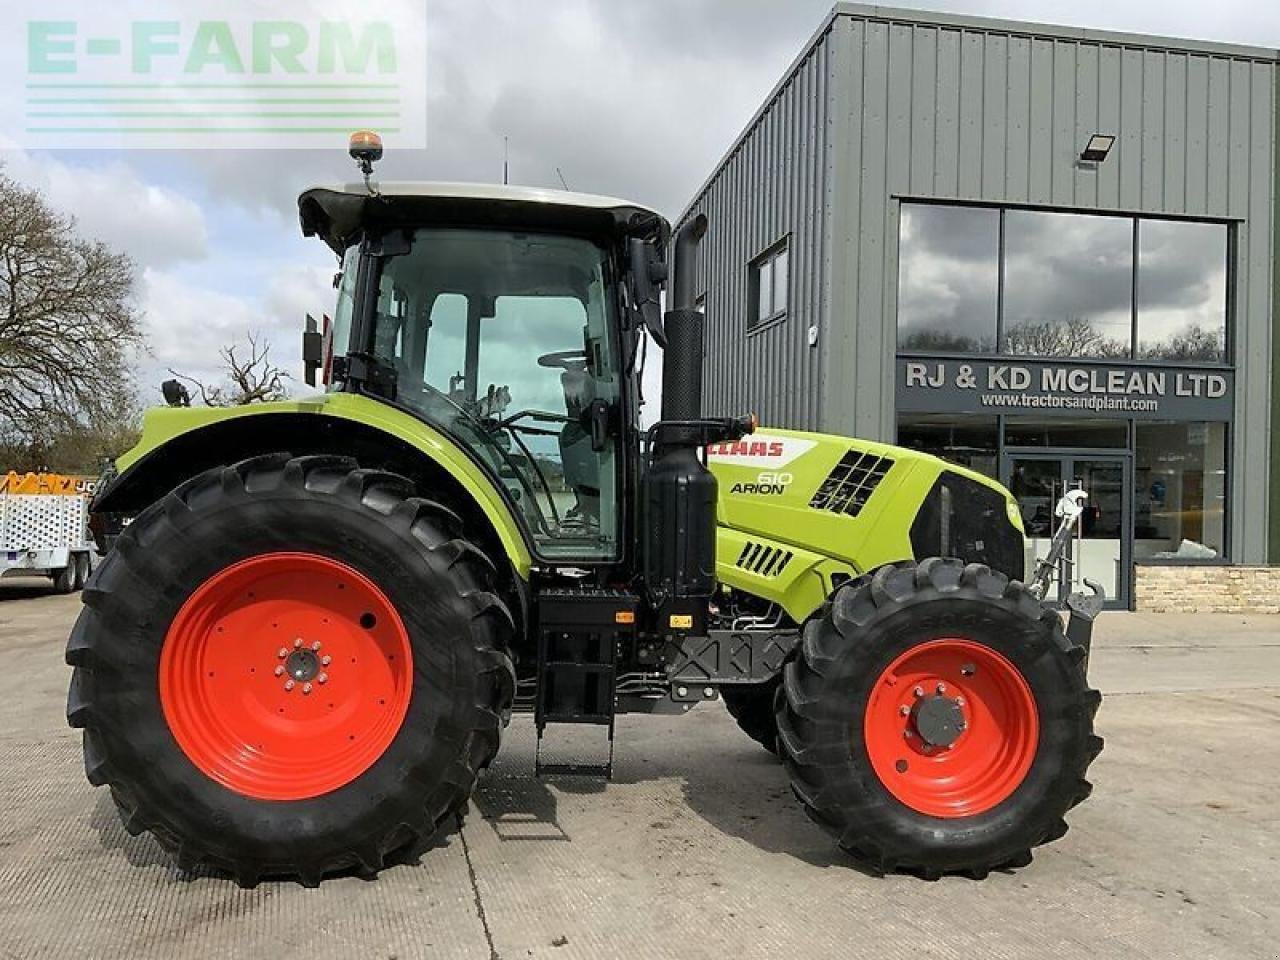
<box><xmin>113</xmin><ymin>0</ymin><xmax>1280</xmax><ymax>225</ymax></box>
<box><xmin>137</xmin><ymin>261</ymin><xmax>332</xmax><ymax>401</ymax></box>
<box><xmin>55</xmin><ymin>0</ymin><xmax>834</xmax><ymax>226</ymax></box>
<box><xmin>3</xmin><ymin>151</ymin><xmax>208</xmax><ymax>268</ymax></box>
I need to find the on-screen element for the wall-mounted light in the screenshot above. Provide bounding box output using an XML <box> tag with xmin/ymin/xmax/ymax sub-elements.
<box><xmin>1080</xmin><ymin>134</ymin><xmax>1115</xmax><ymax>163</ymax></box>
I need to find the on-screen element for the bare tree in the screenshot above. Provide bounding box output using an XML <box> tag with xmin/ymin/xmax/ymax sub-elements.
<box><xmin>1139</xmin><ymin>323</ymin><xmax>1224</xmax><ymax>363</ymax></box>
<box><xmin>171</xmin><ymin>332</ymin><xmax>290</xmax><ymax>407</ymax></box>
<box><xmin>899</xmin><ymin>330</ymin><xmax>993</xmax><ymax>353</ymax></box>
<box><xmin>0</xmin><ymin>171</ymin><xmax>143</xmax><ymax>443</ymax></box>
<box><xmin>1004</xmin><ymin>315</ymin><xmax>1129</xmax><ymax>359</ymax></box>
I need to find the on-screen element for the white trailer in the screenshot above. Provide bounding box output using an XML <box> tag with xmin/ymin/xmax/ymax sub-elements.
<box><xmin>0</xmin><ymin>473</ymin><xmax>96</xmax><ymax>592</ymax></box>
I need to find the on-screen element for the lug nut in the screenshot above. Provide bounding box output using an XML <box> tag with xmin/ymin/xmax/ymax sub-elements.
<box><xmin>311</xmin><ymin>641</ymin><xmax>322</xmax><ymax>651</ymax></box>
<box><xmin>284</xmin><ymin>679</ymin><xmax>295</xmax><ymax>691</ymax></box>
<box><xmin>277</xmin><ymin>647</ymin><xmax>288</xmax><ymax>659</ymax></box>
<box><xmin>899</xmin><ymin>705</ymin><xmax>910</xmax><ymax>717</ymax></box>
<box><xmin>321</xmin><ymin>655</ymin><xmax>331</xmax><ymax>666</ymax></box>
<box><xmin>955</xmin><ymin>696</ymin><xmax>965</xmax><ymax>707</ymax></box>
<box><xmin>703</xmin><ymin>687</ymin><xmax>715</xmax><ymax>698</ymax></box>
<box><xmin>318</xmin><ymin>673</ymin><xmax>328</xmax><ymax>684</ymax></box>
<box><xmin>302</xmin><ymin>683</ymin><xmax>313</xmax><ymax>695</ymax></box>
<box><xmin>294</xmin><ymin>638</ymin><xmax>303</xmax><ymax>648</ymax></box>
<box><xmin>274</xmin><ymin>665</ymin><xmax>285</xmax><ymax>677</ymax></box>
<box><xmin>904</xmin><ymin>729</ymin><xmax>913</xmax><ymax>739</ymax></box>
<box><xmin>677</xmin><ymin>686</ymin><xmax>688</xmax><ymax>697</ymax></box>
<box><xmin>936</xmin><ymin>682</ymin><xmax>947</xmax><ymax>694</ymax></box>
<box><xmin>913</xmin><ymin>686</ymin><xmax>924</xmax><ymax>698</ymax></box>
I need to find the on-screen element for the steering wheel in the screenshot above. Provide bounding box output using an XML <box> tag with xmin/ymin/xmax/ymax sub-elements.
<box><xmin>537</xmin><ymin>349</ymin><xmax>587</xmax><ymax>370</ymax></box>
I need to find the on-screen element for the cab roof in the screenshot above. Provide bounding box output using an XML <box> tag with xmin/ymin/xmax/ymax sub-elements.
<box><xmin>298</xmin><ymin>181</ymin><xmax>670</xmax><ymax>254</ymax></box>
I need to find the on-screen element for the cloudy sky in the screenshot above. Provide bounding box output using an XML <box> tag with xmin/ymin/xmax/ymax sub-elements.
<box><xmin>2</xmin><ymin>0</ymin><xmax>1275</xmax><ymax>407</ymax></box>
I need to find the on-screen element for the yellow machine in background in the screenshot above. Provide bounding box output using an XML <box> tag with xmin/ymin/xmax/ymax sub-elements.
<box><xmin>0</xmin><ymin>472</ymin><xmax>95</xmax><ymax>592</ymax></box>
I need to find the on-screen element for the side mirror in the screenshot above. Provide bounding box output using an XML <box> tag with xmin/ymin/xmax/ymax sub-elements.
<box><xmin>628</xmin><ymin>237</ymin><xmax>668</xmax><ymax>348</ymax></box>
<box><xmin>303</xmin><ymin>314</ymin><xmax>323</xmax><ymax>387</ymax></box>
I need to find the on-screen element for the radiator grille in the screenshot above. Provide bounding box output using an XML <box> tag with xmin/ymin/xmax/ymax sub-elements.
<box><xmin>808</xmin><ymin>450</ymin><xmax>894</xmax><ymax>517</ymax></box>
<box><xmin>735</xmin><ymin>541</ymin><xmax>794</xmax><ymax>578</ymax></box>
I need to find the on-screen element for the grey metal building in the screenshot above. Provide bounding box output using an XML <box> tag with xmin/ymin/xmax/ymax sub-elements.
<box><xmin>680</xmin><ymin>3</ymin><xmax>1279</xmax><ymax>607</ymax></box>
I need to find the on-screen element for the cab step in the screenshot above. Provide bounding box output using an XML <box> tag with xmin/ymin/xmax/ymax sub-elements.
<box><xmin>533</xmin><ymin>588</ymin><xmax>639</xmax><ymax>779</ymax></box>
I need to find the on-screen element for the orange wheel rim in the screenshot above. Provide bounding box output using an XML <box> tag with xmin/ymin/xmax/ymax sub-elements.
<box><xmin>159</xmin><ymin>553</ymin><xmax>413</xmax><ymax>801</ymax></box>
<box><xmin>863</xmin><ymin>639</ymin><xmax>1039</xmax><ymax>818</ymax></box>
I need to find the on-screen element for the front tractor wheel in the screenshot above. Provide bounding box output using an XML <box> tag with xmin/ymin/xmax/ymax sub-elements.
<box><xmin>776</xmin><ymin>559</ymin><xmax>1102</xmax><ymax>879</ymax></box>
<box><xmin>65</xmin><ymin>454</ymin><xmax>515</xmax><ymax>887</ymax></box>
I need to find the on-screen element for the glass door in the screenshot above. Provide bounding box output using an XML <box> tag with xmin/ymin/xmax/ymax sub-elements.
<box><xmin>1068</xmin><ymin>458</ymin><xmax>1129</xmax><ymax>608</ymax></box>
<box><xmin>1003</xmin><ymin>453</ymin><xmax>1131</xmax><ymax>609</ymax></box>
<box><xmin>1006</xmin><ymin>455</ymin><xmax>1066</xmax><ymax>602</ymax></box>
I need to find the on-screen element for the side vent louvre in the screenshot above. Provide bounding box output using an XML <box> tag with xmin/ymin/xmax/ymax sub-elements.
<box><xmin>809</xmin><ymin>450</ymin><xmax>894</xmax><ymax>517</ymax></box>
<box><xmin>735</xmin><ymin>541</ymin><xmax>794</xmax><ymax>578</ymax></box>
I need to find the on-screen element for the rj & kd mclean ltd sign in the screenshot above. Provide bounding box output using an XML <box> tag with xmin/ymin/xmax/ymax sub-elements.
<box><xmin>896</xmin><ymin>357</ymin><xmax>1233</xmax><ymax>421</ymax></box>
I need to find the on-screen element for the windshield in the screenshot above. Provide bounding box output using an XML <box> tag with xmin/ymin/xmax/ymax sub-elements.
<box><xmin>370</xmin><ymin>228</ymin><xmax>621</xmax><ymax>560</ymax></box>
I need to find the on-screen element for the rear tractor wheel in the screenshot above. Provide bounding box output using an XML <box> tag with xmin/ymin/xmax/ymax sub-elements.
<box><xmin>776</xmin><ymin>558</ymin><xmax>1102</xmax><ymax>878</ymax></box>
<box><xmin>65</xmin><ymin>454</ymin><xmax>515</xmax><ymax>886</ymax></box>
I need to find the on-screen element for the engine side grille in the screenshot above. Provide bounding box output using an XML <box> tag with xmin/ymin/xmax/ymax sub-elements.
<box><xmin>808</xmin><ymin>450</ymin><xmax>894</xmax><ymax>517</ymax></box>
<box><xmin>735</xmin><ymin>541</ymin><xmax>794</xmax><ymax>578</ymax></box>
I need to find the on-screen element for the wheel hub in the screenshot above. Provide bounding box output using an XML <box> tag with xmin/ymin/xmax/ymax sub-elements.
<box><xmin>285</xmin><ymin>647</ymin><xmax>320</xmax><ymax>682</ymax></box>
<box><xmin>911</xmin><ymin>694</ymin><xmax>966</xmax><ymax>748</ymax></box>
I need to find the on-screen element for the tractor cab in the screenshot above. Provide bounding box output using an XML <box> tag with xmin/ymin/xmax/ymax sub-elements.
<box><xmin>298</xmin><ymin>180</ymin><xmax>683</xmax><ymax>565</ymax></box>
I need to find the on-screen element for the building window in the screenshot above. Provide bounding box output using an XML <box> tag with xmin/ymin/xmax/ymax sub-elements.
<box><xmin>1134</xmin><ymin>421</ymin><xmax>1227</xmax><ymax>561</ymax></box>
<box><xmin>1003</xmin><ymin>210</ymin><xmax>1133</xmax><ymax>358</ymax></box>
<box><xmin>897</xmin><ymin>204</ymin><xmax>999</xmax><ymax>353</ymax></box>
<box><xmin>1137</xmin><ymin>220</ymin><xmax>1228</xmax><ymax>363</ymax></box>
<box><xmin>897</xmin><ymin>203</ymin><xmax>1231</xmax><ymax>365</ymax></box>
<box><xmin>1003</xmin><ymin>417</ymin><xmax>1128</xmax><ymax>449</ymax></box>
<box><xmin>750</xmin><ymin>240</ymin><xmax>788</xmax><ymax>329</ymax></box>
<box><xmin>896</xmin><ymin>414</ymin><xmax>998</xmax><ymax>478</ymax></box>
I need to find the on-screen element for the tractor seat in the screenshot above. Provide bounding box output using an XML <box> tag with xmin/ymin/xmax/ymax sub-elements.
<box><xmin>558</xmin><ymin>364</ymin><xmax>601</xmax><ymax>524</ymax></box>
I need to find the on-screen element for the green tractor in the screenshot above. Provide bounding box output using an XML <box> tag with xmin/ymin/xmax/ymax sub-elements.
<box><xmin>67</xmin><ymin>135</ymin><xmax>1102</xmax><ymax>886</ymax></box>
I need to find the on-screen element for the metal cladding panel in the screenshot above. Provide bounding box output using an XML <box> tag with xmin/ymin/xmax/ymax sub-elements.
<box><xmin>818</xmin><ymin>10</ymin><xmax>1277</xmax><ymax>565</ymax></box>
<box><xmin>681</xmin><ymin>5</ymin><xmax>1276</xmax><ymax>562</ymax></box>
<box><xmin>678</xmin><ymin>22</ymin><xmax>834</xmax><ymax>430</ymax></box>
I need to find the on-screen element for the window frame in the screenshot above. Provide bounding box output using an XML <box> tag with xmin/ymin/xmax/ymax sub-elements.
<box><xmin>748</xmin><ymin>237</ymin><xmax>790</xmax><ymax>332</ymax></box>
<box><xmin>895</xmin><ymin>198</ymin><xmax>1234</xmax><ymax>367</ymax></box>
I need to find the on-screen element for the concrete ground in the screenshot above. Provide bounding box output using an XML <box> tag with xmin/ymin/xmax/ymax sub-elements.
<box><xmin>0</xmin><ymin>581</ymin><xmax>1277</xmax><ymax>960</ymax></box>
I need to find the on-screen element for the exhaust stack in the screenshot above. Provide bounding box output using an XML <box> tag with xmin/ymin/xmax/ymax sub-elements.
<box><xmin>661</xmin><ymin>214</ymin><xmax>708</xmax><ymax>422</ymax></box>
<box><xmin>644</xmin><ymin>214</ymin><xmax>718</xmax><ymax>634</ymax></box>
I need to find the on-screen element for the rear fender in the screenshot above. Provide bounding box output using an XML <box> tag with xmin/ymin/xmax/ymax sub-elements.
<box><xmin>96</xmin><ymin>393</ymin><xmax>533</xmax><ymax>580</ymax></box>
